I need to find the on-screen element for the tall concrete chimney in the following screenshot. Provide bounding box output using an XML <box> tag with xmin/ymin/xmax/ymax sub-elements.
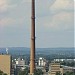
<box><xmin>30</xmin><ymin>0</ymin><xmax>35</xmax><ymax>75</ymax></box>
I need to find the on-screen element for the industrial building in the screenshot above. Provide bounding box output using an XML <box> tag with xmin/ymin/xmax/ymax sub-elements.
<box><xmin>49</xmin><ymin>62</ymin><xmax>63</xmax><ymax>75</ymax></box>
<box><xmin>0</xmin><ymin>54</ymin><xmax>12</xmax><ymax>75</ymax></box>
<box><xmin>38</xmin><ymin>57</ymin><xmax>47</xmax><ymax>67</ymax></box>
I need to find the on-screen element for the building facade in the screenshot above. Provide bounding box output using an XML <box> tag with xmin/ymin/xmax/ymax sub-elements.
<box><xmin>0</xmin><ymin>55</ymin><xmax>12</xmax><ymax>75</ymax></box>
<box><xmin>49</xmin><ymin>62</ymin><xmax>63</xmax><ymax>75</ymax></box>
<box><xmin>38</xmin><ymin>57</ymin><xmax>47</xmax><ymax>67</ymax></box>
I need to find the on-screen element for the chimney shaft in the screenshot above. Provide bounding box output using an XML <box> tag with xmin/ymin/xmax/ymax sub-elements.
<box><xmin>30</xmin><ymin>0</ymin><xmax>35</xmax><ymax>75</ymax></box>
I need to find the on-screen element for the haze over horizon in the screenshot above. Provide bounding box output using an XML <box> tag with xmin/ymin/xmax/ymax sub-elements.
<box><xmin>0</xmin><ymin>0</ymin><xmax>74</xmax><ymax>48</ymax></box>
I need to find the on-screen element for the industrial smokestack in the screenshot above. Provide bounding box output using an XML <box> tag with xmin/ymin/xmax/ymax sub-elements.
<box><xmin>30</xmin><ymin>0</ymin><xmax>35</xmax><ymax>75</ymax></box>
<box><xmin>6</xmin><ymin>48</ymin><xmax>9</xmax><ymax>54</ymax></box>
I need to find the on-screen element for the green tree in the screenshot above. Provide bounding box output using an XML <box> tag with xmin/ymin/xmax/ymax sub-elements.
<box><xmin>56</xmin><ymin>72</ymin><xmax>61</xmax><ymax>75</ymax></box>
<box><xmin>0</xmin><ymin>70</ymin><xmax>7</xmax><ymax>75</ymax></box>
<box><xmin>18</xmin><ymin>67</ymin><xmax>29</xmax><ymax>75</ymax></box>
<box><xmin>3</xmin><ymin>73</ymin><xmax>7</xmax><ymax>75</ymax></box>
<box><xmin>0</xmin><ymin>70</ymin><xmax>3</xmax><ymax>75</ymax></box>
<box><xmin>34</xmin><ymin>69</ymin><xmax>43</xmax><ymax>75</ymax></box>
<box><xmin>63</xmin><ymin>71</ymin><xmax>75</xmax><ymax>75</ymax></box>
<box><xmin>18</xmin><ymin>68</ymin><xmax>43</xmax><ymax>75</ymax></box>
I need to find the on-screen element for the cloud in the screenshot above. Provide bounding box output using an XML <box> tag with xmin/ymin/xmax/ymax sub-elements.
<box><xmin>0</xmin><ymin>0</ymin><xmax>17</xmax><ymax>13</ymax></box>
<box><xmin>50</xmin><ymin>0</ymin><xmax>74</xmax><ymax>12</ymax></box>
<box><xmin>0</xmin><ymin>18</ymin><xmax>15</xmax><ymax>26</ymax></box>
<box><xmin>37</xmin><ymin>12</ymin><xmax>74</xmax><ymax>31</ymax></box>
<box><xmin>0</xmin><ymin>0</ymin><xmax>32</xmax><ymax>28</ymax></box>
<box><xmin>22</xmin><ymin>0</ymin><xmax>31</xmax><ymax>3</ymax></box>
<box><xmin>48</xmin><ymin>12</ymin><xmax>74</xmax><ymax>30</ymax></box>
<box><xmin>0</xmin><ymin>0</ymin><xmax>74</xmax><ymax>47</ymax></box>
<box><xmin>39</xmin><ymin>0</ymin><xmax>74</xmax><ymax>31</ymax></box>
<box><xmin>0</xmin><ymin>0</ymin><xmax>9</xmax><ymax>12</ymax></box>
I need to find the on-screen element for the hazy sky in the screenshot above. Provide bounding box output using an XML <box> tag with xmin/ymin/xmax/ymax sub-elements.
<box><xmin>0</xmin><ymin>0</ymin><xmax>74</xmax><ymax>48</ymax></box>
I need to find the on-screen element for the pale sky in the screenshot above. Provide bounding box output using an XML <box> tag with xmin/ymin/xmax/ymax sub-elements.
<box><xmin>0</xmin><ymin>0</ymin><xmax>74</xmax><ymax>48</ymax></box>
